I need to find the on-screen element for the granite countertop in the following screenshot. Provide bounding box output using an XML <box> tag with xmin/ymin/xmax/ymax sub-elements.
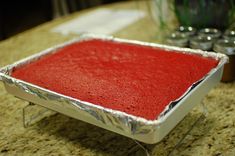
<box><xmin>0</xmin><ymin>1</ymin><xmax>234</xmax><ymax>156</ymax></box>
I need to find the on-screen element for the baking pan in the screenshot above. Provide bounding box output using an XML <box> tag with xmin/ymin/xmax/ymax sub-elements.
<box><xmin>0</xmin><ymin>34</ymin><xmax>228</xmax><ymax>144</ymax></box>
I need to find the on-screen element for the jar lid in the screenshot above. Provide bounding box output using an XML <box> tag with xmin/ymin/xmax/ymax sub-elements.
<box><xmin>198</xmin><ymin>28</ymin><xmax>221</xmax><ymax>39</ymax></box>
<box><xmin>213</xmin><ymin>39</ymin><xmax>235</xmax><ymax>55</ymax></box>
<box><xmin>177</xmin><ymin>26</ymin><xmax>196</xmax><ymax>36</ymax></box>
<box><xmin>223</xmin><ymin>30</ymin><xmax>235</xmax><ymax>40</ymax></box>
<box><xmin>189</xmin><ymin>36</ymin><xmax>213</xmax><ymax>51</ymax></box>
<box><xmin>166</xmin><ymin>32</ymin><xmax>188</xmax><ymax>47</ymax></box>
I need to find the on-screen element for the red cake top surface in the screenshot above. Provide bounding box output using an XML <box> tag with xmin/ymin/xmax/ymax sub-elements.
<box><xmin>12</xmin><ymin>39</ymin><xmax>219</xmax><ymax>120</ymax></box>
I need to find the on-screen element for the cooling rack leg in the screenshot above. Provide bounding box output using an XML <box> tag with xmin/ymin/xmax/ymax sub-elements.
<box><xmin>129</xmin><ymin>140</ymin><xmax>151</xmax><ymax>156</ymax></box>
<box><xmin>168</xmin><ymin>101</ymin><xmax>208</xmax><ymax>156</ymax></box>
<box><xmin>128</xmin><ymin>101</ymin><xmax>208</xmax><ymax>156</ymax></box>
<box><xmin>23</xmin><ymin>102</ymin><xmax>56</xmax><ymax>128</ymax></box>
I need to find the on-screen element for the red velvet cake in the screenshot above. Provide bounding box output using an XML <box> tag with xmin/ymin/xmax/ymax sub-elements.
<box><xmin>12</xmin><ymin>39</ymin><xmax>219</xmax><ymax>120</ymax></box>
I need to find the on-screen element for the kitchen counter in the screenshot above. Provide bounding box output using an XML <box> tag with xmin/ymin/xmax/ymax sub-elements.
<box><xmin>0</xmin><ymin>1</ymin><xmax>234</xmax><ymax>156</ymax></box>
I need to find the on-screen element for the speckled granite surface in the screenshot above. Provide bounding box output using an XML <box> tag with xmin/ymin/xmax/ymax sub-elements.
<box><xmin>0</xmin><ymin>1</ymin><xmax>234</xmax><ymax>156</ymax></box>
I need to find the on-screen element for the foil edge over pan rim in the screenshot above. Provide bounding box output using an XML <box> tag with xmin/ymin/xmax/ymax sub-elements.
<box><xmin>0</xmin><ymin>34</ymin><xmax>228</xmax><ymax>126</ymax></box>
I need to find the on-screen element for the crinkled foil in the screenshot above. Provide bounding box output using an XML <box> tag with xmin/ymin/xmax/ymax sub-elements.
<box><xmin>0</xmin><ymin>34</ymin><xmax>228</xmax><ymax>143</ymax></box>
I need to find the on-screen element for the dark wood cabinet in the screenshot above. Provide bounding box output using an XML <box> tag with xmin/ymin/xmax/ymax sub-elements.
<box><xmin>0</xmin><ymin>0</ymin><xmax>52</xmax><ymax>40</ymax></box>
<box><xmin>0</xmin><ymin>0</ymin><xmax>125</xmax><ymax>41</ymax></box>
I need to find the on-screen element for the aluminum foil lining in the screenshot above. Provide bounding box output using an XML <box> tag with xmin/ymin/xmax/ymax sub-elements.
<box><xmin>0</xmin><ymin>34</ymin><xmax>228</xmax><ymax>136</ymax></box>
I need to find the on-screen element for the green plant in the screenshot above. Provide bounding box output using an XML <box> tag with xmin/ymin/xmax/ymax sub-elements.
<box><xmin>174</xmin><ymin>0</ymin><xmax>234</xmax><ymax>29</ymax></box>
<box><xmin>229</xmin><ymin>0</ymin><xmax>235</xmax><ymax>27</ymax></box>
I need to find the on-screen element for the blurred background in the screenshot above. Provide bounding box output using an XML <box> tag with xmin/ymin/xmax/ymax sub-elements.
<box><xmin>1</xmin><ymin>0</ymin><xmax>235</xmax><ymax>41</ymax></box>
<box><xmin>0</xmin><ymin>0</ymin><xmax>125</xmax><ymax>41</ymax></box>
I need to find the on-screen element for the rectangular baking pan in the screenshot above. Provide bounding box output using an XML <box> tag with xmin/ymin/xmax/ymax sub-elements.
<box><xmin>0</xmin><ymin>34</ymin><xmax>228</xmax><ymax>144</ymax></box>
